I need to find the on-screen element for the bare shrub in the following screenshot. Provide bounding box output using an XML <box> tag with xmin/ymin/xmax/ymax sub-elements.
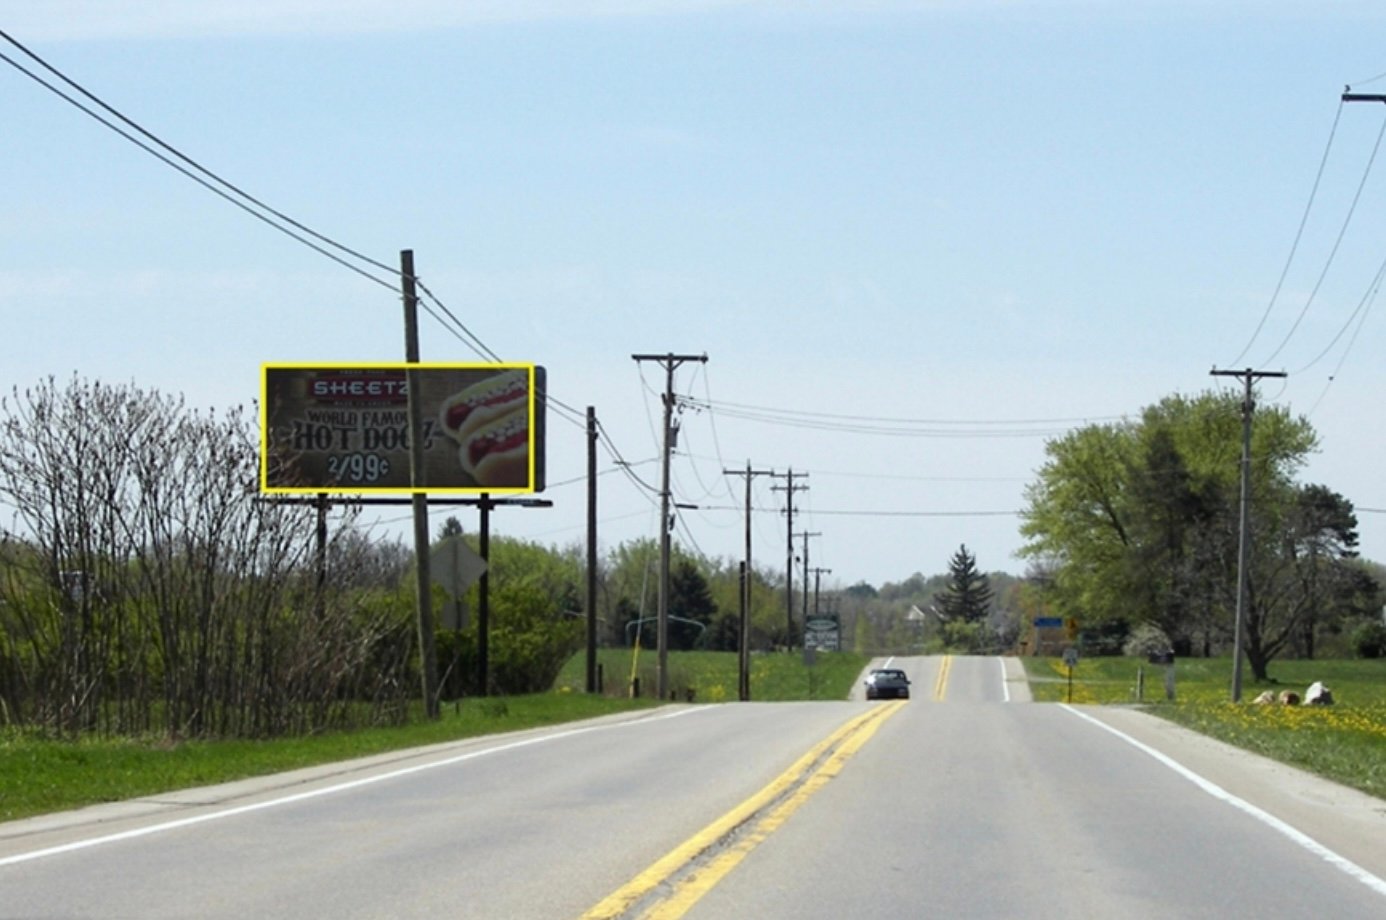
<box><xmin>0</xmin><ymin>377</ymin><xmax>413</xmax><ymax>738</ymax></box>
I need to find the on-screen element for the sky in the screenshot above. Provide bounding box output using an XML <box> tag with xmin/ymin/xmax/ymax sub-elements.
<box><xmin>6</xmin><ymin>1</ymin><xmax>1386</xmax><ymax>591</ymax></box>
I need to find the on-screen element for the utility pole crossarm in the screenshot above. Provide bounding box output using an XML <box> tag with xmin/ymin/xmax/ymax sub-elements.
<box><xmin>1343</xmin><ymin>92</ymin><xmax>1386</xmax><ymax>104</ymax></box>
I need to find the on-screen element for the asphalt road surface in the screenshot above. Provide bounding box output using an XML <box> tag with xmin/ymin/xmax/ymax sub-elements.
<box><xmin>2</xmin><ymin>655</ymin><xmax>1384</xmax><ymax>918</ymax></box>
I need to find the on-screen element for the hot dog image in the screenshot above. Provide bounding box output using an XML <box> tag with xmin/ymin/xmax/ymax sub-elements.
<box><xmin>438</xmin><ymin>368</ymin><xmax>528</xmax><ymax>443</ymax></box>
<box><xmin>458</xmin><ymin>404</ymin><xmax>529</xmax><ymax>487</ymax></box>
<box><xmin>438</xmin><ymin>369</ymin><xmax>531</xmax><ymax>487</ymax></box>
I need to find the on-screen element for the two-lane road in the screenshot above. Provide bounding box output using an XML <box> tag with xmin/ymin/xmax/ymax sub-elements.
<box><xmin>2</xmin><ymin>656</ymin><xmax>1383</xmax><ymax>918</ymax></box>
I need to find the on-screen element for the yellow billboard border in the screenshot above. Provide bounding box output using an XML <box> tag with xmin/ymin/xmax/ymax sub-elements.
<box><xmin>259</xmin><ymin>361</ymin><xmax>539</xmax><ymax>495</ymax></box>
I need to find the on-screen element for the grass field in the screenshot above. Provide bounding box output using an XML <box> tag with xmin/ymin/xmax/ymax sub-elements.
<box><xmin>1022</xmin><ymin>655</ymin><xmax>1386</xmax><ymax>800</ymax></box>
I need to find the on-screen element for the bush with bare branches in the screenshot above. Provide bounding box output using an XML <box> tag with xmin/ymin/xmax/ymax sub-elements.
<box><xmin>0</xmin><ymin>377</ymin><xmax>414</xmax><ymax>739</ymax></box>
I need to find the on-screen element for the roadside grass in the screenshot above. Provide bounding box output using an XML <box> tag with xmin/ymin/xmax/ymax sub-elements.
<box><xmin>0</xmin><ymin>693</ymin><xmax>657</xmax><ymax>824</ymax></box>
<box><xmin>552</xmin><ymin>648</ymin><xmax>870</xmax><ymax>703</ymax></box>
<box><xmin>0</xmin><ymin>650</ymin><xmax>867</xmax><ymax>824</ymax></box>
<box><xmin>1021</xmin><ymin>655</ymin><xmax>1386</xmax><ymax>800</ymax></box>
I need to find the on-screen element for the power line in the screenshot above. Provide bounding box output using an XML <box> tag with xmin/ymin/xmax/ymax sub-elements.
<box><xmin>0</xmin><ymin>38</ymin><xmax>399</xmax><ymax>293</ymax></box>
<box><xmin>0</xmin><ymin>29</ymin><xmax>510</xmax><ymax>365</ymax></box>
<box><xmin>1297</xmin><ymin>249</ymin><xmax>1386</xmax><ymax>381</ymax></box>
<box><xmin>697</xmin><ymin>505</ymin><xmax>1021</xmax><ymax>518</ymax></box>
<box><xmin>1230</xmin><ymin>100</ymin><xmax>1346</xmax><ymax>366</ymax></box>
<box><xmin>1262</xmin><ymin>109</ymin><xmax>1386</xmax><ymax>365</ymax></box>
<box><xmin>681</xmin><ymin>395</ymin><xmax>1120</xmax><ymax>428</ymax></box>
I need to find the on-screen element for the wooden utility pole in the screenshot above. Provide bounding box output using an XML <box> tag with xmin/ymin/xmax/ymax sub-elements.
<box><xmin>811</xmin><ymin>566</ymin><xmax>833</xmax><ymax>620</ymax></box>
<box><xmin>1210</xmin><ymin>366</ymin><xmax>1286</xmax><ymax>702</ymax></box>
<box><xmin>631</xmin><ymin>352</ymin><xmax>707</xmax><ymax>700</ymax></box>
<box><xmin>772</xmin><ymin>470</ymin><xmax>808</xmax><ymax>649</ymax></box>
<box><xmin>401</xmin><ymin>249</ymin><xmax>439</xmax><ymax>718</ymax></box>
<box><xmin>799</xmin><ymin>530</ymin><xmax>822</xmax><ymax>627</ymax></box>
<box><xmin>725</xmin><ymin>461</ymin><xmax>774</xmax><ymax>700</ymax></box>
<box><xmin>586</xmin><ymin>407</ymin><xmax>599</xmax><ymax>694</ymax></box>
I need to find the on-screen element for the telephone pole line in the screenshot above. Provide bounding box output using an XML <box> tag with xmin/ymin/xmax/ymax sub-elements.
<box><xmin>724</xmin><ymin>461</ymin><xmax>775</xmax><ymax>700</ymax></box>
<box><xmin>771</xmin><ymin>469</ymin><xmax>808</xmax><ymax>649</ymax></box>
<box><xmin>1210</xmin><ymin>366</ymin><xmax>1287</xmax><ymax>703</ymax></box>
<box><xmin>799</xmin><ymin>530</ymin><xmax>822</xmax><ymax>628</ymax></box>
<box><xmin>632</xmin><ymin>352</ymin><xmax>707</xmax><ymax>700</ymax></box>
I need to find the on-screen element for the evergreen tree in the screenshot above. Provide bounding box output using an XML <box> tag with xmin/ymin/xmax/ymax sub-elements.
<box><xmin>669</xmin><ymin>558</ymin><xmax>718</xmax><ymax>649</ymax></box>
<box><xmin>436</xmin><ymin>516</ymin><xmax>465</xmax><ymax>541</ymax></box>
<box><xmin>937</xmin><ymin>544</ymin><xmax>993</xmax><ymax>623</ymax></box>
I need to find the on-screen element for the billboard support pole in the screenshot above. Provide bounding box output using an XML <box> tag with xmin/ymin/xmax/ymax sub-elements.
<box><xmin>402</xmin><ymin>249</ymin><xmax>440</xmax><ymax>719</ymax></box>
<box><xmin>313</xmin><ymin>492</ymin><xmax>329</xmax><ymax>621</ymax></box>
<box><xmin>477</xmin><ymin>493</ymin><xmax>491</xmax><ymax>696</ymax></box>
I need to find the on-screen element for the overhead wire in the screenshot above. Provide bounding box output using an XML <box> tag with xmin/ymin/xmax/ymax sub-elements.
<box><xmin>0</xmin><ymin>29</ymin><xmax>517</xmax><ymax>368</ymax></box>
<box><xmin>1229</xmin><ymin>99</ymin><xmax>1345</xmax><ymax>366</ymax></box>
<box><xmin>1302</xmin><ymin>254</ymin><xmax>1386</xmax><ymax>416</ymax></box>
<box><xmin>1262</xmin><ymin>108</ymin><xmax>1386</xmax><ymax>366</ymax></box>
<box><xmin>1</xmin><ymin>29</ymin><xmax>683</xmax><ymax>523</ymax></box>
<box><xmin>695</xmin><ymin>505</ymin><xmax>1021</xmax><ymax>518</ymax></box>
<box><xmin>667</xmin><ymin>368</ymin><xmax>736</xmax><ymax>512</ymax></box>
<box><xmin>678</xmin><ymin>395</ymin><xmax>1108</xmax><ymax>438</ymax></box>
<box><xmin>1296</xmin><ymin>248</ymin><xmax>1386</xmax><ymax>375</ymax></box>
<box><xmin>0</xmin><ymin>38</ymin><xmax>399</xmax><ymax>294</ymax></box>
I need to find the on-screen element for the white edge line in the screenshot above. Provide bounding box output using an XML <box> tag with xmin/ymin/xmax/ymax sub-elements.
<box><xmin>0</xmin><ymin>706</ymin><xmax>709</xmax><ymax>869</ymax></box>
<box><xmin>1061</xmin><ymin>704</ymin><xmax>1386</xmax><ymax>899</ymax></box>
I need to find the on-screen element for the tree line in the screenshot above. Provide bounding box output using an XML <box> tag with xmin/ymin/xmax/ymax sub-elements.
<box><xmin>7</xmin><ymin>377</ymin><xmax>1378</xmax><ymax>741</ymax></box>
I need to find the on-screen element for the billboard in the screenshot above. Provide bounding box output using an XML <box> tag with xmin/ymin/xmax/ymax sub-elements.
<box><xmin>260</xmin><ymin>363</ymin><xmax>546</xmax><ymax>494</ymax></box>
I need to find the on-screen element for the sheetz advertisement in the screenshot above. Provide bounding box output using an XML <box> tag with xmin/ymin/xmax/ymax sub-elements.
<box><xmin>261</xmin><ymin>364</ymin><xmax>546</xmax><ymax>494</ymax></box>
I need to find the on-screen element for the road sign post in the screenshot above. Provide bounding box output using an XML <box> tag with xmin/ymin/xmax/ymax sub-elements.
<box><xmin>1063</xmin><ymin>647</ymin><xmax>1079</xmax><ymax>703</ymax></box>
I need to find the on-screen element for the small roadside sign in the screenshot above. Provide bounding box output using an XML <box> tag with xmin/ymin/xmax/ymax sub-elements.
<box><xmin>1033</xmin><ymin>616</ymin><xmax>1063</xmax><ymax>628</ymax></box>
<box><xmin>430</xmin><ymin>536</ymin><xmax>487</xmax><ymax>597</ymax></box>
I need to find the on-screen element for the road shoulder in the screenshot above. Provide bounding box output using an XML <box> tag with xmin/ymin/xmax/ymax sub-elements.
<box><xmin>1078</xmin><ymin>705</ymin><xmax>1386</xmax><ymax>884</ymax></box>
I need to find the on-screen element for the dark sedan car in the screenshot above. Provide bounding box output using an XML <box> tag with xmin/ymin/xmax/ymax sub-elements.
<box><xmin>864</xmin><ymin>668</ymin><xmax>910</xmax><ymax>700</ymax></box>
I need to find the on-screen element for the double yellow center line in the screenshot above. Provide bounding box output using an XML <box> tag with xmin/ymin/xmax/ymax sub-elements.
<box><xmin>580</xmin><ymin>699</ymin><xmax>908</xmax><ymax>920</ymax></box>
<box><xmin>934</xmin><ymin>654</ymin><xmax>953</xmax><ymax>701</ymax></box>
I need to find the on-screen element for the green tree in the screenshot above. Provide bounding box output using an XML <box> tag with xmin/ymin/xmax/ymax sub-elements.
<box><xmin>937</xmin><ymin>545</ymin><xmax>993</xmax><ymax>624</ymax></box>
<box><xmin>436</xmin><ymin>516</ymin><xmax>465</xmax><ymax>541</ymax></box>
<box><xmin>1241</xmin><ymin>483</ymin><xmax>1374</xmax><ymax>675</ymax></box>
<box><xmin>668</xmin><ymin>558</ymin><xmax>717</xmax><ymax>650</ymax></box>
<box><xmin>1019</xmin><ymin>388</ymin><xmax>1365</xmax><ymax>678</ymax></box>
